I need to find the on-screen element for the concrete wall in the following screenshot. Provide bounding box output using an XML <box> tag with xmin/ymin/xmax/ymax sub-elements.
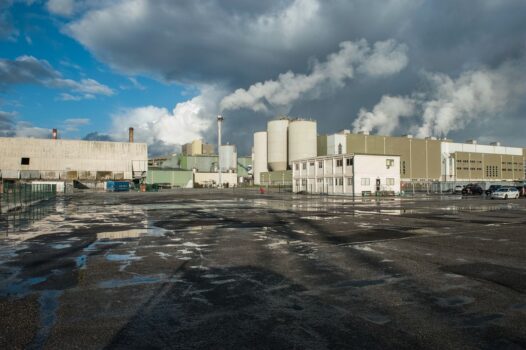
<box><xmin>0</xmin><ymin>137</ymin><xmax>148</xmax><ymax>181</ymax></box>
<box><xmin>146</xmin><ymin>169</ymin><xmax>193</xmax><ymax>188</ymax></box>
<box><xmin>327</xmin><ymin>134</ymin><xmax>347</xmax><ymax>155</ymax></box>
<box><xmin>353</xmin><ymin>155</ymin><xmax>400</xmax><ymax>195</ymax></box>
<box><xmin>344</xmin><ymin>134</ymin><xmax>442</xmax><ymax>181</ymax></box>
<box><xmin>179</xmin><ymin>155</ymin><xmax>218</xmax><ymax>172</ymax></box>
<box><xmin>260</xmin><ymin>170</ymin><xmax>292</xmax><ymax>186</ymax></box>
<box><xmin>194</xmin><ymin>172</ymin><xmax>237</xmax><ymax>187</ymax></box>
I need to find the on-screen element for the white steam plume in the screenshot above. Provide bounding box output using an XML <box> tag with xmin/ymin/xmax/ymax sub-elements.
<box><xmin>352</xmin><ymin>96</ymin><xmax>416</xmax><ymax>135</ymax></box>
<box><xmin>220</xmin><ymin>39</ymin><xmax>408</xmax><ymax>113</ymax></box>
<box><xmin>353</xmin><ymin>59</ymin><xmax>525</xmax><ymax>137</ymax></box>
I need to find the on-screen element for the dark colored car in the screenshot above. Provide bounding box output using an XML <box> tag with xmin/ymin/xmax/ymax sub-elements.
<box><xmin>485</xmin><ymin>185</ymin><xmax>501</xmax><ymax>195</ymax></box>
<box><xmin>462</xmin><ymin>184</ymin><xmax>484</xmax><ymax>195</ymax></box>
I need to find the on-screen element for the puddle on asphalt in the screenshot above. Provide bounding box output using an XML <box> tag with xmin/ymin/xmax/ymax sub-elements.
<box><xmin>435</xmin><ymin>296</ymin><xmax>475</xmax><ymax>307</ymax></box>
<box><xmin>98</xmin><ymin>274</ymin><xmax>179</xmax><ymax>289</ymax></box>
<box><xmin>29</xmin><ymin>290</ymin><xmax>63</xmax><ymax>349</ymax></box>
<box><xmin>96</xmin><ymin>226</ymin><xmax>170</xmax><ymax>240</ymax></box>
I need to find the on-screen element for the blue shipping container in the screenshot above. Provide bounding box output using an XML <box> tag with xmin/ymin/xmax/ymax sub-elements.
<box><xmin>106</xmin><ymin>181</ymin><xmax>130</xmax><ymax>192</ymax></box>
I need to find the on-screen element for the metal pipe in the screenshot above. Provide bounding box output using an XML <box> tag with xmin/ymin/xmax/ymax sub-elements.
<box><xmin>129</xmin><ymin>127</ymin><xmax>134</xmax><ymax>143</ymax></box>
<box><xmin>217</xmin><ymin>115</ymin><xmax>223</xmax><ymax>188</ymax></box>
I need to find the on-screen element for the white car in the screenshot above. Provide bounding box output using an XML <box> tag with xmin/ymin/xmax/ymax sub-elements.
<box><xmin>453</xmin><ymin>185</ymin><xmax>464</xmax><ymax>194</ymax></box>
<box><xmin>491</xmin><ymin>187</ymin><xmax>520</xmax><ymax>199</ymax></box>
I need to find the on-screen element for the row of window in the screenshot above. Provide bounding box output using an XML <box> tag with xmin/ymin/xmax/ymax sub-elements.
<box><xmin>295</xmin><ymin>158</ymin><xmax>355</xmax><ymax>171</ymax></box>
<box><xmin>457</xmin><ymin>160</ymin><xmax>522</xmax><ymax>166</ymax></box>
<box><xmin>296</xmin><ymin>178</ymin><xmax>395</xmax><ymax>186</ymax></box>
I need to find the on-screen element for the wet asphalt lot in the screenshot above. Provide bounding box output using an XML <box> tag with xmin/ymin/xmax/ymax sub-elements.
<box><xmin>0</xmin><ymin>191</ymin><xmax>525</xmax><ymax>349</ymax></box>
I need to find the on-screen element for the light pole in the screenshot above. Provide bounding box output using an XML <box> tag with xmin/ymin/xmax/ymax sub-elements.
<box><xmin>217</xmin><ymin>115</ymin><xmax>223</xmax><ymax>188</ymax></box>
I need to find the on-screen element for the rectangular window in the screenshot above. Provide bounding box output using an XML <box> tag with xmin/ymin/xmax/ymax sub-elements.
<box><xmin>302</xmin><ymin>163</ymin><xmax>306</xmax><ymax>170</ymax></box>
<box><xmin>386</xmin><ymin>178</ymin><xmax>395</xmax><ymax>186</ymax></box>
<box><xmin>21</xmin><ymin>157</ymin><xmax>30</xmax><ymax>165</ymax></box>
<box><xmin>386</xmin><ymin>159</ymin><xmax>395</xmax><ymax>167</ymax></box>
<box><xmin>402</xmin><ymin>161</ymin><xmax>406</xmax><ymax>175</ymax></box>
<box><xmin>361</xmin><ymin>178</ymin><xmax>370</xmax><ymax>186</ymax></box>
<box><xmin>346</xmin><ymin>158</ymin><xmax>353</xmax><ymax>166</ymax></box>
<box><xmin>336</xmin><ymin>159</ymin><xmax>343</xmax><ymax>167</ymax></box>
<box><xmin>309</xmin><ymin>162</ymin><xmax>314</xmax><ymax>167</ymax></box>
<box><xmin>318</xmin><ymin>161</ymin><xmax>323</xmax><ymax>168</ymax></box>
<box><xmin>295</xmin><ymin>163</ymin><xmax>299</xmax><ymax>171</ymax></box>
<box><xmin>347</xmin><ymin>178</ymin><xmax>352</xmax><ymax>185</ymax></box>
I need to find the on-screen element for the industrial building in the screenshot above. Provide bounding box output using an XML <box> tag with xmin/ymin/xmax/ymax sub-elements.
<box><xmin>253</xmin><ymin>119</ymin><xmax>526</xmax><ymax>192</ymax></box>
<box><xmin>292</xmin><ymin>154</ymin><xmax>401</xmax><ymax>195</ymax></box>
<box><xmin>253</xmin><ymin>117</ymin><xmax>317</xmax><ymax>185</ymax></box>
<box><xmin>181</xmin><ymin>139</ymin><xmax>215</xmax><ymax>156</ymax></box>
<box><xmin>0</xmin><ymin>128</ymin><xmax>148</xmax><ymax>188</ymax></box>
<box><xmin>146</xmin><ymin>152</ymin><xmax>252</xmax><ymax>188</ymax></box>
<box><xmin>318</xmin><ymin>131</ymin><xmax>525</xmax><ymax>189</ymax></box>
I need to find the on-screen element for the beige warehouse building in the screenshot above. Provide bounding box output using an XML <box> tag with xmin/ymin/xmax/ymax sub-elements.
<box><xmin>317</xmin><ymin>131</ymin><xmax>525</xmax><ymax>185</ymax></box>
<box><xmin>0</xmin><ymin>136</ymin><xmax>148</xmax><ymax>183</ymax></box>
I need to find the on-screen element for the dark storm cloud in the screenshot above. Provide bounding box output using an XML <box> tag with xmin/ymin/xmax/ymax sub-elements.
<box><xmin>0</xmin><ymin>110</ymin><xmax>16</xmax><ymax>136</ymax></box>
<box><xmin>0</xmin><ymin>55</ymin><xmax>59</xmax><ymax>86</ymax></box>
<box><xmin>82</xmin><ymin>131</ymin><xmax>113</xmax><ymax>141</ymax></box>
<box><xmin>0</xmin><ymin>55</ymin><xmax>114</xmax><ymax>98</ymax></box>
<box><xmin>62</xmin><ymin>0</ymin><xmax>526</xmax><ymax>152</ymax></box>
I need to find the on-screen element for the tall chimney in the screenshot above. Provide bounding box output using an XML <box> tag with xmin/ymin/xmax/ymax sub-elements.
<box><xmin>52</xmin><ymin>128</ymin><xmax>58</xmax><ymax>140</ymax></box>
<box><xmin>217</xmin><ymin>115</ymin><xmax>223</xmax><ymax>188</ymax></box>
<box><xmin>129</xmin><ymin>127</ymin><xmax>134</xmax><ymax>143</ymax></box>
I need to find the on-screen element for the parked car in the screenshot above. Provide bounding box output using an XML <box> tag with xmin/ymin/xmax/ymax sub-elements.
<box><xmin>491</xmin><ymin>187</ymin><xmax>520</xmax><ymax>199</ymax></box>
<box><xmin>485</xmin><ymin>185</ymin><xmax>502</xmax><ymax>195</ymax></box>
<box><xmin>462</xmin><ymin>184</ymin><xmax>484</xmax><ymax>195</ymax></box>
<box><xmin>453</xmin><ymin>185</ymin><xmax>464</xmax><ymax>194</ymax></box>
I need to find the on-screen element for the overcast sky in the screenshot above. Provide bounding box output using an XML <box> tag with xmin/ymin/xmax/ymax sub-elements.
<box><xmin>1</xmin><ymin>0</ymin><xmax>525</xmax><ymax>155</ymax></box>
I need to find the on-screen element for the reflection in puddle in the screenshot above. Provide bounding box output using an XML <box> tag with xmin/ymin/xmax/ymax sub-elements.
<box><xmin>96</xmin><ymin>226</ymin><xmax>170</xmax><ymax>240</ymax></box>
<box><xmin>98</xmin><ymin>274</ymin><xmax>179</xmax><ymax>289</ymax></box>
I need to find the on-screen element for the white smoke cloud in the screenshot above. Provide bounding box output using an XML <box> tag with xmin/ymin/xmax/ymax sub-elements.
<box><xmin>353</xmin><ymin>96</ymin><xmax>416</xmax><ymax>135</ymax></box>
<box><xmin>109</xmin><ymin>87</ymin><xmax>221</xmax><ymax>155</ymax></box>
<box><xmin>353</xmin><ymin>59</ymin><xmax>525</xmax><ymax>137</ymax></box>
<box><xmin>220</xmin><ymin>39</ymin><xmax>408</xmax><ymax>113</ymax></box>
<box><xmin>416</xmin><ymin>63</ymin><xmax>521</xmax><ymax>137</ymax></box>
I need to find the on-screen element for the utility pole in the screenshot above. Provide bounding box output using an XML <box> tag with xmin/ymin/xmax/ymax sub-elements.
<box><xmin>217</xmin><ymin>115</ymin><xmax>223</xmax><ymax>188</ymax></box>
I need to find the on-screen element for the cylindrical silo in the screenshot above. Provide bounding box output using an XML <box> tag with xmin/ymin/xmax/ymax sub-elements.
<box><xmin>253</xmin><ymin>131</ymin><xmax>268</xmax><ymax>185</ymax></box>
<box><xmin>219</xmin><ymin>145</ymin><xmax>237</xmax><ymax>172</ymax></box>
<box><xmin>288</xmin><ymin>119</ymin><xmax>317</xmax><ymax>165</ymax></box>
<box><xmin>267</xmin><ymin>119</ymin><xmax>289</xmax><ymax>171</ymax></box>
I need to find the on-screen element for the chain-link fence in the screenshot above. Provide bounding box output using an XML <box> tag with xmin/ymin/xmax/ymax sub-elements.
<box><xmin>1</xmin><ymin>183</ymin><xmax>57</xmax><ymax>214</ymax></box>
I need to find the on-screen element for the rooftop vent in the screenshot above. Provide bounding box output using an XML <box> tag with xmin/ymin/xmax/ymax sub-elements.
<box><xmin>490</xmin><ymin>141</ymin><xmax>501</xmax><ymax>146</ymax></box>
<box><xmin>52</xmin><ymin>128</ymin><xmax>58</xmax><ymax>140</ymax></box>
<box><xmin>465</xmin><ymin>139</ymin><xmax>477</xmax><ymax>144</ymax></box>
<box><xmin>358</xmin><ymin>130</ymin><xmax>370</xmax><ymax>135</ymax></box>
<box><xmin>403</xmin><ymin>134</ymin><xmax>413</xmax><ymax>139</ymax></box>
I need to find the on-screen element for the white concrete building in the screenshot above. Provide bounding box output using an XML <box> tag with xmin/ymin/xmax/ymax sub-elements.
<box><xmin>292</xmin><ymin>154</ymin><xmax>401</xmax><ymax>196</ymax></box>
<box><xmin>0</xmin><ymin>137</ymin><xmax>148</xmax><ymax>182</ymax></box>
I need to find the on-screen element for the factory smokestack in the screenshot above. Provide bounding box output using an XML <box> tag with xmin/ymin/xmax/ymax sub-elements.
<box><xmin>217</xmin><ymin>115</ymin><xmax>223</xmax><ymax>188</ymax></box>
<box><xmin>52</xmin><ymin>128</ymin><xmax>58</xmax><ymax>140</ymax></box>
<box><xmin>129</xmin><ymin>127</ymin><xmax>134</xmax><ymax>143</ymax></box>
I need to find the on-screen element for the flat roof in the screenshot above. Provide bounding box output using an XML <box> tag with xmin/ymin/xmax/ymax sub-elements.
<box><xmin>292</xmin><ymin>153</ymin><xmax>400</xmax><ymax>162</ymax></box>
